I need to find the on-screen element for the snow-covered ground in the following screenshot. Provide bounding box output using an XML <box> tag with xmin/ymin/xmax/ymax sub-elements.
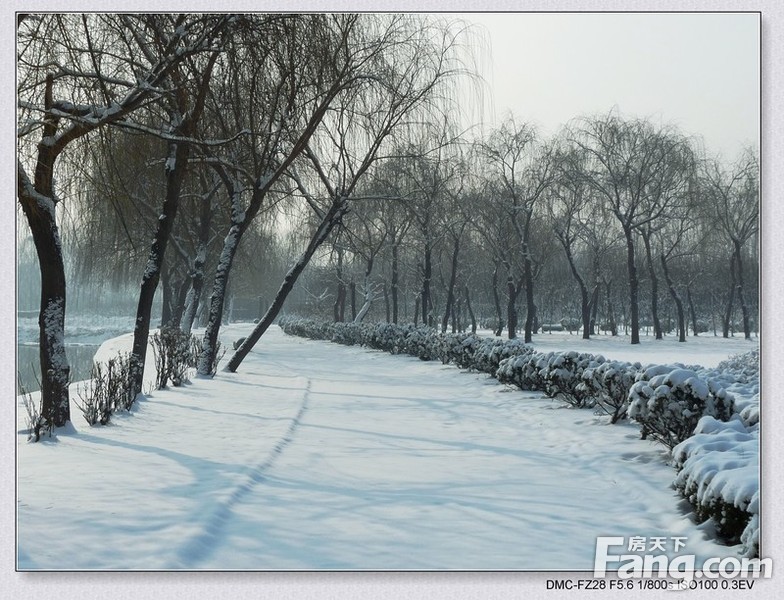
<box><xmin>478</xmin><ymin>328</ymin><xmax>757</xmax><ymax>369</ymax></box>
<box><xmin>16</xmin><ymin>323</ymin><xmax>758</xmax><ymax>571</ymax></box>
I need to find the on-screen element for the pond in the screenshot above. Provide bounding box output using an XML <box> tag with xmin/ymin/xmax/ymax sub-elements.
<box><xmin>17</xmin><ymin>315</ymin><xmax>136</xmax><ymax>394</ymax></box>
<box><xmin>17</xmin><ymin>343</ymin><xmax>101</xmax><ymax>394</ymax></box>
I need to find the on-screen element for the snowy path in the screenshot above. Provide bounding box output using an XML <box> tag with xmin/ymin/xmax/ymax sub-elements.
<box><xmin>17</xmin><ymin>325</ymin><xmax>735</xmax><ymax>570</ymax></box>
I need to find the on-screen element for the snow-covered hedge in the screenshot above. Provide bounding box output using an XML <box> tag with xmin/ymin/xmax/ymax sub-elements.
<box><xmin>579</xmin><ymin>360</ymin><xmax>641</xmax><ymax>423</ymax></box>
<box><xmin>279</xmin><ymin>317</ymin><xmax>531</xmax><ymax>369</ymax></box>
<box><xmin>628</xmin><ymin>366</ymin><xmax>735</xmax><ymax>450</ymax></box>
<box><xmin>670</xmin><ymin>350</ymin><xmax>760</xmax><ymax>558</ymax></box>
<box><xmin>673</xmin><ymin>416</ymin><xmax>759</xmax><ymax>557</ymax></box>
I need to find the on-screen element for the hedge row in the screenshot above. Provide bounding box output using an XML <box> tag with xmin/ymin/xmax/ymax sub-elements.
<box><xmin>278</xmin><ymin>317</ymin><xmax>757</xmax><ymax>556</ymax></box>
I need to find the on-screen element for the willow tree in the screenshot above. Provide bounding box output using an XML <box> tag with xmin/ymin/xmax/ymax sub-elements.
<box><xmin>701</xmin><ymin>149</ymin><xmax>759</xmax><ymax>340</ymax></box>
<box><xmin>480</xmin><ymin>117</ymin><xmax>555</xmax><ymax>343</ymax></box>
<box><xmin>569</xmin><ymin>112</ymin><xmax>693</xmax><ymax>345</ymax></box>
<box><xmin>17</xmin><ymin>14</ymin><xmax>229</xmax><ymax>429</ymax></box>
<box><xmin>548</xmin><ymin>145</ymin><xmax>595</xmax><ymax>340</ymax></box>
<box><xmin>226</xmin><ymin>14</ymin><xmax>470</xmax><ymax>372</ymax></box>
<box><xmin>196</xmin><ymin>14</ymin><xmax>401</xmax><ymax>376</ymax></box>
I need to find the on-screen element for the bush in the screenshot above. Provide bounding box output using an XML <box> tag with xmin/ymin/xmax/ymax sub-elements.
<box><xmin>672</xmin><ymin>416</ymin><xmax>759</xmax><ymax>556</ymax></box>
<box><xmin>628</xmin><ymin>367</ymin><xmax>735</xmax><ymax>449</ymax></box>
<box><xmin>579</xmin><ymin>360</ymin><xmax>641</xmax><ymax>423</ymax></box>
<box><xmin>496</xmin><ymin>352</ymin><xmax>548</xmax><ymax>392</ymax></box>
<box><xmin>437</xmin><ymin>333</ymin><xmax>482</xmax><ymax>367</ymax></box>
<box><xmin>150</xmin><ymin>326</ymin><xmax>193</xmax><ymax>388</ymax></box>
<box><xmin>717</xmin><ymin>349</ymin><xmax>759</xmax><ymax>381</ymax></box>
<box><xmin>19</xmin><ymin>375</ymin><xmax>52</xmax><ymax>442</ymax></box>
<box><xmin>74</xmin><ymin>352</ymin><xmax>134</xmax><ymax>425</ymax></box>
<box><xmin>472</xmin><ymin>337</ymin><xmax>532</xmax><ymax>375</ymax></box>
<box><xmin>539</xmin><ymin>351</ymin><xmax>601</xmax><ymax>408</ymax></box>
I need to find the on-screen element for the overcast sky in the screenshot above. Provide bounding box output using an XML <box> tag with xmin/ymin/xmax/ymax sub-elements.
<box><xmin>455</xmin><ymin>12</ymin><xmax>759</xmax><ymax>161</ymax></box>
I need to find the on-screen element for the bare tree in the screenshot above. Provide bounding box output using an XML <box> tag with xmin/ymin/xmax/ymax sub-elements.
<box><xmin>701</xmin><ymin>149</ymin><xmax>759</xmax><ymax>340</ymax></box>
<box><xmin>569</xmin><ymin>112</ymin><xmax>693</xmax><ymax>344</ymax></box>
<box><xmin>17</xmin><ymin>14</ymin><xmax>229</xmax><ymax>427</ymax></box>
<box><xmin>549</xmin><ymin>145</ymin><xmax>595</xmax><ymax>339</ymax></box>
<box><xmin>481</xmin><ymin>117</ymin><xmax>555</xmax><ymax>343</ymax></box>
<box><xmin>196</xmin><ymin>14</ymin><xmax>375</xmax><ymax>376</ymax></box>
<box><xmin>226</xmin><ymin>14</ymin><xmax>468</xmax><ymax>372</ymax></box>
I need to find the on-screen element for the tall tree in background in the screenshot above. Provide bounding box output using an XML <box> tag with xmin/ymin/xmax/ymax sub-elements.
<box><xmin>481</xmin><ymin>117</ymin><xmax>554</xmax><ymax>343</ymax></box>
<box><xmin>549</xmin><ymin>145</ymin><xmax>594</xmax><ymax>339</ymax></box>
<box><xmin>569</xmin><ymin>112</ymin><xmax>692</xmax><ymax>345</ymax></box>
<box><xmin>701</xmin><ymin>149</ymin><xmax>759</xmax><ymax>340</ymax></box>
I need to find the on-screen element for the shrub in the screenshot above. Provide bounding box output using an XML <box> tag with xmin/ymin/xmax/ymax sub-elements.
<box><xmin>74</xmin><ymin>352</ymin><xmax>134</xmax><ymax>424</ymax></box>
<box><xmin>539</xmin><ymin>351</ymin><xmax>601</xmax><ymax>408</ymax></box>
<box><xmin>716</xmin><ymin>349</ymin><xmax>759</xmax><ymax>382</ymax></box>
<box><xmin>438</xmin><ymin>333</ymin><xmax>482</xmax><ymax>367</ymax></box>
<box><xmin>472</xmin><ymin>338</ymin><xmax>532</xmax><ymax>375</ymax></box>
<box><xmin>672</xmin><ymin>416</ymin><xmax>758</xmax><ymax>556</ymax></box>
<box><xmin>580</xmin><ymin>360</ymin><xmax>641</xmax><ymax>423</ymax></box>
<box><xmin>402</xmin><ymin>327</ymin><xmax>439</xmax><ymax>361</ymax></box>
<box><xmin>496</xmin><ymin>352</ymin><xmax>548</xmax><ymax>392</ymax></box>
<box><xmin>150</xmin><ymin>326</ymin><xmax>193</xmax><ymax>388</ymax></box>
<box><xmin>19</xmin><ymin>375</ymin><xmax>52</xmax><ymax>442</ymax></box>
<box><xmin>628</xmin><ymin>367</ymin><xmax>735</xmax><ymax>449</ymax></box>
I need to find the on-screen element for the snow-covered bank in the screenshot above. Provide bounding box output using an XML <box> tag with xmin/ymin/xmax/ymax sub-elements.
<box><xmin>17</xmin><ymin>323</ymin><xmax>752</xmax><ymax>570</ymax></box>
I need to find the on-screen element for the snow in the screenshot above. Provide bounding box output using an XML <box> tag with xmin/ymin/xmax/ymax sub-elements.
<box><xmin>17</xmin><ymin>323</ymin><xmax>757</xmax><ymax>571</ymax></box>
<box><xmin>482</xmin><ymin>328</ymin><xmax>757</xmax><ymax>369</ymax></box>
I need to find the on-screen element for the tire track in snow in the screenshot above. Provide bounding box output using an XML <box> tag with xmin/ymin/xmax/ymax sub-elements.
<box><xmin>167</xmin><ymin>378</ymin><xmax>311</xmax><ymax>568</ymax></box>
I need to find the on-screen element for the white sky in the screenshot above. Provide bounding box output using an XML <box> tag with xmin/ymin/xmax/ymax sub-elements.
<box><xmin>454</xmin><ymin>12</ymin><xmax>760</xmax><ymax>161</ymax></box>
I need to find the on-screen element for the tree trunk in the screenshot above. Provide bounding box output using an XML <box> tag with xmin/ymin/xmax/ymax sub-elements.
<box><xmin>414</xmin><ymin>296</ymin><xmax>420</xmax><ymax>326</ymax></box>
<box><xmin>197</xmin><ymin>215</ymin><xmax>244</xmax><ymax>376</ymax></box>
<box><xmin>723</xmin><ymin>253</ymin><xmax>736</xmax><ymax>338</ymax></box>
<box><xmin>383</xmin><ymin>283</ymin><xmax>390</xmax><ymax>323</ymax></box>
<box><xmin>422</xmin><ymin>240</ymin><xmax>432</xmax><ymax>329</ymax></box>
<box><xmin>354</xmin><ymin>271</ymin><xmax>375</xmax><ymax>323</ymax></box>
<box><xmin>492</xmin><ymin>262</ymin><xmax>503</xmax><ymax>336</ymax></box>
<box><xmin>686</xmin><ymin>284</ymin><xmax>698</xmax><ymax>337</ymax></box>
<box><xmin>391</xmin><ymin>241</ymin><xmax>399</xmax><ymax>324</ymax></box>
<box><xmin>506</xmin><ymin>273</ymin><xmax>518</xmax><ymax>340</ymax></box>
<box><xmin>589</xmin><ymin>284</ymin><xmax>600</xmax><ymax>337</ymax></box>
<box><xmin>18</xmin><ymin>169</ymin><xmax>71</xmax><ymax>427</ymax></box>
<box><xmin>159</xmin><ymin>269</ymin><xmax>173</xmax><ymax>327</ymax></box>
<box><xmin>624</xmin><ymin>227</ymin><xmax>640</xmax><ymax>344</ymax></box>
<box><xmin>226</xmin><ymin>198</ymin><xmax>348</xmax><ymax>372</ymax></box>
<box><xmin>734</xmin><ymin>239</ymin><xmax>752</xmax><ymax>340</ymax></box>
<box><xmin>660</xmin><ymin>255</ymin><xmax>686</xmax><ymax>342</ymax></box>
<box><xmin>129</xmin><ymin>139</ymin><xmax>190</xmax><ymax>398</ymax></box>
<box><xmin>180</xmin><ymin>189</ymin><xmax>214</xmax><ymax>335</ymax></box>
<box><xmin>605</xmin><ymin>281</ymin><xmax>618</xmax><ymax>336</ymax></box>
<box><xmin>169</xmin><ymin>275</ymin><xmax>191</xmax><ymax>329</ymax></box>
<box><xmin>642</xmin><ymin>232</ymin><xmax>662</xmax><ymax>340</ymax></box>
<box><xmin>17</xmin><ymin>75</ymin><xmax>72</xmax><ymax>427</ymax></box>
<box><xmin>523</xmin><ymin>247</ymin><xmax>535</xmax><ymax>344</ymax></box>
<box><xmin>333</xmin><ymin>248</ymin><xmax>345</xmax><ymax>322</ymax></box>
<box><xmin>560</xmin><ymin>238</ymin><xmax>591</xmax><ymax>340</ymax></box>
<box><xmin>349</xmin><ymin>281</ymin><xmax>357</xmax><ymax>321</ymax></box>
<box><xmin>441</xmin><ymin>236</ymin><xmax>460</xmax><ymax>333</ymax></box>
<box><xmin>464</xmin><ymin>285</ymin><xmax>477</xmax><ymax>333</ymax></box>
